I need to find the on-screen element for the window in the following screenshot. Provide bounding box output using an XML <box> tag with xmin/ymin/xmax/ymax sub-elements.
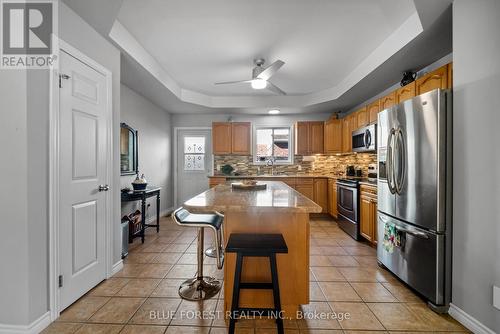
<box><xmin>254</xmin><ymin>126</ymin><xmax>293</xmax><ymax>164</ymax></box>
<box><xmin>184</xmin><ymin>136</ymin><xmax>205</xmax><ymax>171</ymax></box>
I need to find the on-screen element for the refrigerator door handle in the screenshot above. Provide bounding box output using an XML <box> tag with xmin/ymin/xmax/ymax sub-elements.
<box><xmin>394</xmin><ymin>225</ymin><xmax>430</xmax><ymax>239</ymax></box>
<box><xmin>387</xmin><ymin>129</ymin><xmax>397</xmax><ymax>194</ymax></box>
<box><xmin>395</xmin><ymin>128</ymin><xmax>406</xmax><ymax>194</ymax></box>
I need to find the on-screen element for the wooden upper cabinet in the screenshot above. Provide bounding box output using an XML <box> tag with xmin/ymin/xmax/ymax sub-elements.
<box><xmin>212</xmin><ymin>122</ymin><xmax>251</xmax><ymax>155</ymax></box>
<box><xmin>416</xmin><ymin>65</ymin><xmax>448</xmax><ymax>95</ymax></box>
<box><xmin>356</xmin><ymin>107</ymin><xmax>368</xmax><ymax>128</ymax></box>
<box><xmin>380</xmin><ymin>91</ymin><xmax>396</xmax><ymax>111</ymax></box>
<box><xmin>324</xmin><ymin>118</ymin><xmax>342</xmax><ymax>154</ymax></box>
<box><xmin>212</xmin><ymin>122</ymin><xmax>232</xmax><ymax>155</ymax></box>
<box><xmin>341</xmin><ymin>117</ymin><xmax>351</xmax><ymax>153</ymax></box>
<box><xmin>367</xmin><ymin>100</ymin><xmax>380</xmax><ymax>124</ymax></box>
<box><xmin>295</xmin><ymin>121</ymin><xmax>324</xmax><ymax>155</ymax></box>
<box><xmin>396</xmin><ymin>81</ymin><xmax>416</xmax><ymax>103</ymax></box>
<box><xmin>295</xmin><ymin>122</ymin><xmax>310</xmax><ymax>155</ymax></box>
<box><xmin>310</xmin><ymin>122</ymin><xmax>324</xmax><ymax>154</ymax></box>
<box><xmin>231</xmin><ymin>122</ymin><xmax>251</xmax><ymax>155</ymax></box>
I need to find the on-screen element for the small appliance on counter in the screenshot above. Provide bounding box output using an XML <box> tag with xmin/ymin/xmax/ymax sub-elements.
<box><xmin>346</xmin><ymin>165</ymin><xmax>355</xmax><ymax>176</ymax></box>
<box><xmin>368</xmin><ymin>164</ymin><xmax>377</xmax><ymax>181</ymax></box>
<box><xmin>355</xmin><ymin>168</ymin><xmax>362</xmax><ymax>177</ymax></box>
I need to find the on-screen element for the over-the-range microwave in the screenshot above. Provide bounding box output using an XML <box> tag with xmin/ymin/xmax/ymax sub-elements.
<box><xmin>352</xmin><ymin>124</ymin><xmax>376</xmax><ymax>152</ymax></box>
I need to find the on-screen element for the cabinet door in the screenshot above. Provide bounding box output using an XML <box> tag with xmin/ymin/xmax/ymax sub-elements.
<box><xmin>447</xmin><ymin>62</ymin><xmax>453</xmax><ymax>89</ymax></box>
<box><xmin>367</xmin><ymin>100</ymin><xmax>380</xmax><ymax>124</ymax></box>
<box><xmin>231</xmin><ymin>122</ymin><xmax>251</xmax><ymax>155</ymax></box>
<box><xmin>356</xmin><ymin>107</ymin><xmax>368</xmax><ymax>128</ymax></box>
<box><xmin>416</xmin><ymin>65</ymin><xmax>448</xmax><ymax>95</ymax></box>
<box><xmin>342</xmin><ymin>117</ymin><xmax>351</xmax><ymax>153</ymax></box>
<box><xmin>360</xmin><ymin>194</ymin><xmax>373</xmax><ymax>242</ymax></box>
<box><xmin>327</xmin><ymin>179</ymin><xmax>338</xmax><ymax>218</ymax></box>
<box><xmin>395</xmin><ymin>81</ymin><xmax>416</xmax><ymax>103</ymax></box>
<box><xmin>324</xmin><ymin>118</ymin><xmax>342</xmax><ymax>154</ymax></box>
<box><xmin>295</xmin><ymin>122</ymin><xmax>310</xmax><ymax>155</ymax></box>
<box><xmin>212</xmin><ymin>122</ymin><xmax>232</xmax><ymax>155</ymax></box>
<box><xmin>296</xmin><ymin>178</ymin><xmax>314</xmax><ymax>200</ymax></box>
<box><xmin>313</xmin><ymin>178</ymin><xmax>328</xmax><ymax>213</ymax></box>
<box><xmin>310</xmin><ymin>122</ymin><xmax>324</xmax><ymax>154</ymax></box>
<box><xmin>380</xmin><ymin>91</ymin><xmax>396</xmax><ymax>111</ymax></box>
<box><xmin>371</xmin><ymin>199</ymin><xmax>378</xmax><ymax>244</ymax></box>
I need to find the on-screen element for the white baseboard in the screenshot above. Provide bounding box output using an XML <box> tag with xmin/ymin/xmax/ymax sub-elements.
<box><xmin>0</xmin><ymin>311</ymin><xmax>51</xmax><ymax>334</ymax></box>
<box><xmin>111</xmin><ymin>260</ymin><xmax>123</xmax><ymax>276</ymax></box>
<box><xmin>449</xmin><ymin>303</ymin><xmax>496</xmax><ymax>334</ymax></box>
<box><xmin>145</xmin><ymin>208</ymin><xmax>173</xmax><ymax>224</ymax></box>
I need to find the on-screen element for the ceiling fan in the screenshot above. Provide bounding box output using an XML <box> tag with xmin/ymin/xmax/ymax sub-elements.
<box><xmin>214</xmin><ymin>58</ymin><xmax>286</xmax><ymax>95</ymax></box>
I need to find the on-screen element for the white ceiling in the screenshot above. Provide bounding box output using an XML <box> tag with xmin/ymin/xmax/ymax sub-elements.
<box><xmin>63</xmin><ymin>0</ymin><xmax>452</xmax><ymax>114</ymax></box>
<box><xmin>116</xmin><ymin>0</ymin><xmax>415</xmax><ymax>96</ymax></box>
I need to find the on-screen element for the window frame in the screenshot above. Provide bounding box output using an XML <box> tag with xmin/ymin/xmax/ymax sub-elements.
<box><xmin>252</xmin><ymin>124</ymin><xmax>294</xmax><ymax>165</ymax></box>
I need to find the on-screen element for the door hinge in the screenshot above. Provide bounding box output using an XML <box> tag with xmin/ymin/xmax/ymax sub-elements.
<box><xmin>59</xmin><ymin>73</ymin><xmax>71</xmax><ymax>88</ymax></box>
<box><xmin>58</xmin><ymin>275</ymin><xmax>63</xmax><ymax>288</ymax></box>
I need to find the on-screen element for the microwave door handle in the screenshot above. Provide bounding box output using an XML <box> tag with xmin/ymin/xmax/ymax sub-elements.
<box><xmin>364</xmin><ymin>129</ymin><xmax>372</xmax><ymax>149</ymax></box>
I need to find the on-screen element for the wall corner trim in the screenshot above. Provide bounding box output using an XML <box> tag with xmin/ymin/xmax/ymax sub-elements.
<box><xmin>0</xmin><ymin>311</ymin><xmax>51</xmax><ymax>334</ymax></box>
<box><xmin>448</xmin><ymin>303</ymin><xmax>496</xmax><ymax>334</ymax></box>
<box><xmin>111</xmin><ymin>260</ymin><xmax>124</xmax><ymax>277</ymax></box>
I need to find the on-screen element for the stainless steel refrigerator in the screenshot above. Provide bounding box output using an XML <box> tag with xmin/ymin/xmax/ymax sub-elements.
<box><xmin>377</xmin><ymin>89</ymin><xmax>452</xmax><ymax>311</ymax></box>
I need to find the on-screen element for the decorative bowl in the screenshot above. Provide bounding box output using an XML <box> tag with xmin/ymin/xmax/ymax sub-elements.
<box><xmin>132</xmin><ymin>183</ymin><xmax>147</xmax><ymax>191</ymax></box>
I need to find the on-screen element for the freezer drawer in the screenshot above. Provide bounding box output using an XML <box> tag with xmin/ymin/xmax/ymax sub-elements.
<box><xmin>377</xmin><ymin>212</ymin><xmax>447</xmax><ymax>306</ymax></box>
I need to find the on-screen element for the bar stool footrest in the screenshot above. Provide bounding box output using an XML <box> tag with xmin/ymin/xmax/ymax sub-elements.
<box><xmin>239</xmin><ymin>282</ymin><xmax>274</xmax><ymax>289</ymax></box>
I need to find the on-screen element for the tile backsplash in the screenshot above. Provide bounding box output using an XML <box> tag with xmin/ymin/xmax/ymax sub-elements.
<box><xmin>214</xmin><ymin>153</ymin><xmax>377</xmax><ymax>176</ymax></box>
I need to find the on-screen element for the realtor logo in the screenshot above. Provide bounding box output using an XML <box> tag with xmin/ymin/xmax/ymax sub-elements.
<box><xmin>1</xmin><ymin>0</ymin><xmax>58</xmax><ymax>69</ymax></box>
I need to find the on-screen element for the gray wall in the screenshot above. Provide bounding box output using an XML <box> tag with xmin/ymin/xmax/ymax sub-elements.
<box><xmin>452</xmin><ymin>0</ymin><xmax>500</xmax><ymax>332</ymax></box>
<box><xmin>0</xmin><ymin>70</ymin><xmax>30</xmax><ymax>325</ymax></box>
<box><xmin>1</xmin><ymin>2</ymin><xmax>122</xmax><ymax>326</ymax></box>
<box><xmin>120</xmin><ymin>84</ymin><xmax>173</xmax><ymax>217</ymax></box>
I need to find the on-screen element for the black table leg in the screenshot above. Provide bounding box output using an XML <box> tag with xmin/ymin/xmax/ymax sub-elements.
<box><xmin>141</xmin><ymin>196</ymin><xmax>146</xmax><ymax>243</ymax></box>
<box><xmin>156</xmin><ymin>193</ymin><xmax>160</xmax><ymax>233</ymax></box>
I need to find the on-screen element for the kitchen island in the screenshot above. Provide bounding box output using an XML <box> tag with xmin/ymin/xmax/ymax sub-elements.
<box><xmin>183</xmin><ymin>181</ymin><xmax>322</xmax><ymax>317</ymax></box>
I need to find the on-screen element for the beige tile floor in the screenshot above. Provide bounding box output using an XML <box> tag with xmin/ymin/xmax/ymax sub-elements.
<box><xmin>44</xmin><ymin>216</ymin><xmax>468</xmax><ymax>334</ymax></box>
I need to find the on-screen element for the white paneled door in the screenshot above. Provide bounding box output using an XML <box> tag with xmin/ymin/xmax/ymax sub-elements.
<box><xmin>176</xmin><ymin>129</ymin><xmax>212</xmax><ymax>206</ymax></box>
<box><xmin>59</xmin><ymin>50</ymin><xmax>109</xmax><ymax>311</ymax></box>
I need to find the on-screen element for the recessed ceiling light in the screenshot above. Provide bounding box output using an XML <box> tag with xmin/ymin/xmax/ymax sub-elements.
<box><xmin>251</xmin><ymin>79</ymin><xmax>267</xmax><ymax>90</ymax></box>
<box><xmin>268</xmin><ymin>109</ymin><xmax>280</xmax><ymax>115</ymax></box>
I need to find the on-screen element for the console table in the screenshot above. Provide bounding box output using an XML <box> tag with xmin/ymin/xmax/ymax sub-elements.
<box><xmin>121</xmin><ymin>187</ymin><xmax>161</xmax><ymax>243</ymax></box>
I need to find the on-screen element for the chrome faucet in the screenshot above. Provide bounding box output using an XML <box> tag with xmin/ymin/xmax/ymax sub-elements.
<box><xmin>266</xmin><ymin>157</ymin><xmax>276</xmax><ymax>175</ymax></box>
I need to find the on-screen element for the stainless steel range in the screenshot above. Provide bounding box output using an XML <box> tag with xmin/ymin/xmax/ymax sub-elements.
<box><xmin>336</xmin><ymin>178</ymin><xmax>361</xmax><ymax>240</ymax></box>
<box><xmin>377</xmin><ymin>89</ymin><xmax>452</xmax><ymax>311</ymax></box>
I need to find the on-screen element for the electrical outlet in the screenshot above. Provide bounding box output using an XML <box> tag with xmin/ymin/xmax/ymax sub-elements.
<box><xmin>494</xmin><ymin>286</ymin><xmax>500</xmax><ymax>310</ymax></box>
<box><xmin>297</xmin><ymin>165</ymin><xmax>302</xmax><ymax>171</ymax></box>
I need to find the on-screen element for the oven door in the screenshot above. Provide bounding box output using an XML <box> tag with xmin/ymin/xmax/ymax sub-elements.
<box><xmin>337</xmin><ymin>183</ymin><xmax>358</xmax><ymax>222</ymax></box>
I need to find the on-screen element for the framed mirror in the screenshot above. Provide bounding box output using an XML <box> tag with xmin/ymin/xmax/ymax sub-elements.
<box><xmin>120</xmin><ymin>123</ymin><xmax>138</xmax><ymax>175</ymax></box>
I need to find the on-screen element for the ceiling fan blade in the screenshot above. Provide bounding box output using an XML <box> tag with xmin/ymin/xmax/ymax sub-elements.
<box><xmin>266</xmin><ymin>82</ymin><xmax>287</xmax><ymax>95</ymax></box>
<box><xmin>214</xmin><ymin>79</ymin><xmax>252</xmax><ymax>85</ymax></box>
<box><xmin>257</xmin><ymin>60</ymin><xmax>285</xmax><ymax>80</ymax></box>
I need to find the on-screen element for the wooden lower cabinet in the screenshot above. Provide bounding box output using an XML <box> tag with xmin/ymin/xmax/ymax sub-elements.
<box><xmin>209</xmin><ymin>177</ymin><xmax>226</xmax><ymax>188</ymax></box>
<box><xmin>327</xmin><ymin>179</ymin><xmax>338</xmax><ymax>218</ymax></box>
<box><xmin>295</xmin><ymin>178</ymin><xmax>314</xmax><ymax>201</ymax></box>
<box><xmin>359</xmin><ymin>184</ymin><xmax>378</xmax><ymax>244</ymax></box>
<box><xmin>313</xmin><ymin>178</ymin><xmax>328</xmax><ymax>213</ymax></box>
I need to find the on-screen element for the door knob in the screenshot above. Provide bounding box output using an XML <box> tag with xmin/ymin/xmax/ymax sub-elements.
<box><xmin>98</xmin><ymin>184</ymin><xmax>110</xmax><ymax>192</ymax></box>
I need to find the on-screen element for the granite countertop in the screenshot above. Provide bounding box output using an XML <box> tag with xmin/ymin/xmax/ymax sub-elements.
<box><xmin>183</xmin><ymin>181</ymin><xmax>322</xmax><ymax>214</ymax></box>
<box><xmin>359</xmin><ymin>179</ymin><xmax>377</xmax><ymax>186</ymax></box>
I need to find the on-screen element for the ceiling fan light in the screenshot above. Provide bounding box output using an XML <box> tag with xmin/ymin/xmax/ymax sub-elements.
<box><xmin>251</xmin><ymin>79</ymin><xmax>267</xmax><ymax>90</ymax></box>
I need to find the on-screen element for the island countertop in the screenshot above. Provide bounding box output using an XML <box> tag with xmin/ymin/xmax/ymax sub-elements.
<box><xmin>183</xmin><ymin>181</ymin><xmax>322</xmax><ymax>213</ymax></box>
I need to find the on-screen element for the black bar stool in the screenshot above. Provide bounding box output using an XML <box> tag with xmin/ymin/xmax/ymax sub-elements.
<box><xmin>172</xmin><ymin>207</ymin><xmax>225</xmax><ymax>300</ymax></box>
<box><xmin>225</xmin><ymin>233</ymin><xmax>288</xmax><ymax>334</ymax></box>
